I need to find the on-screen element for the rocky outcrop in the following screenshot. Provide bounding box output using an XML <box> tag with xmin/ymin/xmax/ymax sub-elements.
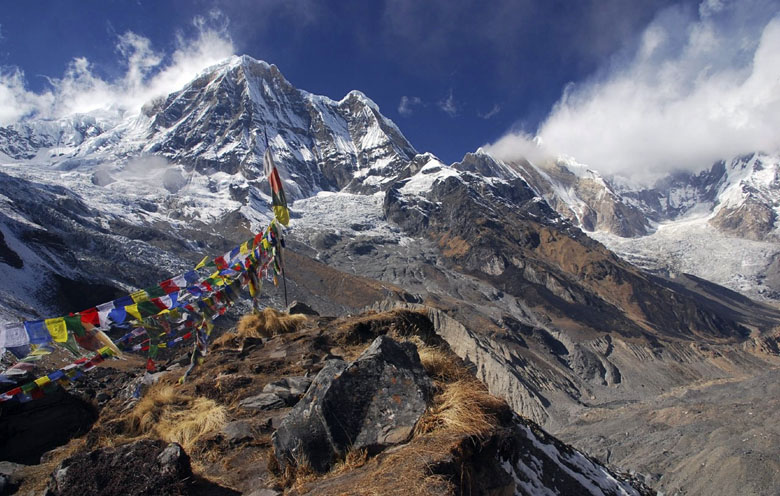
<box><xmin>273</xmin><ymin>336</ymin><xmax>433</xmax><ymax>472</ymax></box>
<box><xmin>710</xmin><ymin>196</ymin><xmax>777</xmax><ymax>241</ymax></box>
<box><xmin>45</xmin><ymin>440</ymin><xmax>192</xmax><ymax>496</ymax></box>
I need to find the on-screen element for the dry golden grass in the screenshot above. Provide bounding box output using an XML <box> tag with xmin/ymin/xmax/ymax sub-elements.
<box><xmin>210</xmin><ymin>330</ymin><xmax>238</xmax><ymax>348</ymax></box>
<box><xmin>415</xmin><ymin>379</ymin><xmax>505</xmax><ymax>441</ymax></box>
<box><xmin>272</xmin><ymin>449</ymin><xmax>318</xmax><ymax>491</ymax></box>
<box><xmin>330</xmin><ymin>448</ymin><xmax>368</xmax><ymax>475</ymax></box>
<box><xmin>237</xmin><ymin>308</ymin><xmax>307</xmax><ymax>339</ymax></box>
<box><xmin>123</xmin><ymin>384</ymin><xmax>227</xmax><ymax>452</ymax></box>
<box><xmin>212</xmin><ymin>309</ymin><xmax>307</xmax><ymax>348</ymax></box>
<box><xmin>405</xmin><ymin>336</ymin><xmax>467</xmax><ymax>383</ymax></box>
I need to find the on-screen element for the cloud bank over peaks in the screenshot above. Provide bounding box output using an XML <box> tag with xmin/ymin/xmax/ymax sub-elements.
<box><xmin>0</xmin><ymin>11</ymin><xmax>235</xmax><ymax>125</ymax></box>
<box><xmin>486</xmin><ymin>0</ymin><xmax>780</xmax><ymax>183</ymax></box>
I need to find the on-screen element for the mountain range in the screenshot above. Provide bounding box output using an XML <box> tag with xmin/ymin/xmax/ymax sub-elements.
<box><xmin>1</xmin><ymin>55</ymin><xmax>779</xmax><ymax>495</ymax></box>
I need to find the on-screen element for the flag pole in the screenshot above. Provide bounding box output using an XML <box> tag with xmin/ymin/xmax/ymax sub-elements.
<box><xmin>263</xmin><ymin>128</ymin><xmax>289</xmax><ymax>309</ymax></box>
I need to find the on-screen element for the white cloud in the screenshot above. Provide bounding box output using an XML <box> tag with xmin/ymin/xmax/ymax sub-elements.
<box><xmin>486</xmin><ymin>130</ymin><xmax>553</xmax><ymax>165</ymax></box>
<box><xmin>479</xmin><ymin>104</ymin><xmax>501</xmax><ymax>120</ymax></box>
<box><xmin>398</xmin><ymin>95</ymin><xmax>422</xmax><ymax>116</ymax></box>
<box><xmin>487</xmin><ymin>0</ymin><xmax>780</xmax><ymax>183</ymax></box>
<box><xmin>0</xmin><ymin>12</ymin><xmax>235</xmax><ymax>125</ymax></box>
<box><xmin>438</xmin><ymin>89</ymin><xmax>457</xmax><ymax>117</ymax></box>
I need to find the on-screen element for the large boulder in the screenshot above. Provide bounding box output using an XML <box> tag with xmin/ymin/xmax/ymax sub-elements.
<box><xmin>45</xmin><ymin>440</ymin><xmax>192</xmax><ymax>496</ymax></box>
<box><xmin>273</xmin><ymin>336</ymin><xmax>433</xmax><ymax>472</ymax></box>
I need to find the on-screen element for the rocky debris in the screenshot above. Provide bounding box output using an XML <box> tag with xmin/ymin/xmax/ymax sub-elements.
<box><xmin>262</xmin><ymin>376</ymin><xmax>312</xmax><ymax>405</ymax></box>
<box><xmin>45</xmin><ymin>440</ymin><xmax>192</xmax><ymax>496</ymax></box>
<box><xmin>221</xmin><ymin>420</ymin><xmax>255</xmax><ymax>445</ymax></box>
<box><xmin>239</xmin><ymin>392</ymin><xmax>287</xmax><ymax>411</ymax></box>
<box><xmin>286</xmin><ymin>301</ymin><xmax>319</xmax><ymax>316</ymax></box>
<box><xmin>273</xmin><ymin>335</ymin><xmax>433</xmax><ymax>472</ymax></box>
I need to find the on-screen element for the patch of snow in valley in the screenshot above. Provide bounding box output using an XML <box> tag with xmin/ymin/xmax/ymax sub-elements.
<box><xmin>288</xmin><ymin>190</ymin><xmax>404</xmax><ymax>242</ymax></box>
<box><xmin>591</xmin><ymin>213</ymin><xmax>780</xmax><ymax>301</ymax></box>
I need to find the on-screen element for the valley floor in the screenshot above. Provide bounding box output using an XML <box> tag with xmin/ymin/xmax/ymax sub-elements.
<box><xmin>558</xmin><ymin>365</ymin><xmax>780</xmax><ymax>495</ymax></box>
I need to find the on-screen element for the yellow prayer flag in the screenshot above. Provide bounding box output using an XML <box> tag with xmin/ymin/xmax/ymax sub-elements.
<box><xmin>240</xmin><ymin>241</ymin><xmax>249</xmax><ymax>254</ymax></box>
<box><xmin>45</xmin><ymin>317</ymin><xmax>68</xmax><ymax>342</ymax></box>
<box><xmin>34</xmin><ymin>376</ymin><xmax>51</xmax><ymax>387</ymax></box>
<box><xmin>125</xmin><ymin>304</ymin><xmax>142</xmax><ymax>322</ymax></box>
<box><xmin>130</xmin><ymin>290</ymin><xmax>149</xmax><ymax>303</ymax></box>
<box><xmin>195</xmin><ymin>255</ymin><xmax>210</xmax><ymax>270</ymax></box>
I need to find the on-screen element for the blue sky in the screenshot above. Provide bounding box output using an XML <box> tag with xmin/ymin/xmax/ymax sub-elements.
<box><xmin>2</xmin><ymin>0</ymin><xmax>780</xmax><ymax>179</ymax></box>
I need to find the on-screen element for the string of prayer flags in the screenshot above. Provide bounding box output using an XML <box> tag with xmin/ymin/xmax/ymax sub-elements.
<box><xmin>0</xmin><ymin>214</ymin><xmax>285</xmax><ymax>400</ymax></box>
<box><xmin>0</xmin><ymin>346</ymin><xmax>116</xmax><ymax>403</ymax></box>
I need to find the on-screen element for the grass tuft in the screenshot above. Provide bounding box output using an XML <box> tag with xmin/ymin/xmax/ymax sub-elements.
<box><xmin>237</xmin><ymin>308</ymin><xmax>307</xmax><ymax>339</ymax></box>
<box><xmin>123</xmin><ymin>384</ymin><xmax>227</xmax><ymax>452</ymax></box>
<box><xmin>415</xmin><ymin>379</ymin><xmax>505</xmax><ymax>440</ymax></box>
<box><xmin>405</xmin><ymin>336</ymin><xmax>468</xmax><ymax>383</ymax></box>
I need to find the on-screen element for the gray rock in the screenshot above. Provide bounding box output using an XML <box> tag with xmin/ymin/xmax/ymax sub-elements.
<box><xmin>222</xmin><ymin>420</ymin><xmax>255</xmax><ymax>444</ymax></box>
<box><xmin>273</xmin><ymin>336</ymin><xmax>433</xmax><ymax>472</ymax></box>
<box><xmin>286</xmin><ymin>301</ymin><xmax>319</xmax><ymax>316</ymax></box>
<box><xmin>262</xmin><ymin>376</ymin><xmax>313</xmax><ymax>405</ymax></box>
<box><xmin>0</xmin><ymin>461</ymin><xmax>24</xmax><ymax>494</ymax></box>
<box><xmin>239</xmin><ymin>392</ymin><xmax>286</xmax><ymax>411</ymax></box>
<box><xmin>156</xmin><ymin>443</ymin><xmax>190</xmax><ymax>476</ymax></box>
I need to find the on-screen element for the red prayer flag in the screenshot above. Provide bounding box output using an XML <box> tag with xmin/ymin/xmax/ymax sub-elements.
<box><xmin>79</xmin><ymin>308</ymin><xmax>100</xmax><ymax>326</ymax></box>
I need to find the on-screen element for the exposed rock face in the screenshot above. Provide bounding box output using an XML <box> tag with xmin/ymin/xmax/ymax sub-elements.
<box><xmin>273</xmin><ymin>336</ymin><xmax>433</xmax><ymax>472</ymax></box>
<box><xmin>710</xmin><ymin>195</ymin><xmax>776</xmax><ymax>241</ymax></box>
<box><xmin>45</xmin><ymin>440</ymin><xmax>192</xmax><ymax>496</ymax></box>
<box><xmin>501</xmin><ymin>416</ymin><xmax>647</xmax><ymax>496</ymax></box>
<box><xmin>504</xmin><ymin>157</ymin><xmax>650</xmax><ymax>237</ymax></box>
<box><xmin>143</xmin><ymin>56</ymin><xmax>417</xmax><ymax>197</ymax></box>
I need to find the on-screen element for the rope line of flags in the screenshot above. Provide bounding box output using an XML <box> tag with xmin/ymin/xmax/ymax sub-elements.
<box><xmin>0</xmin><ymin>142</ymin><xmax>291</xmax><ymax>403</ymax></box>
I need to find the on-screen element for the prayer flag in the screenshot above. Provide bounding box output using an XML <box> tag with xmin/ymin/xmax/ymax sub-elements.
<box><xmin>24</xmin><ymin>320</ymin><xmax>52</xmax><ymax>344</ymax></box>
<box><xmin>79</xmin><ymin>308</ymin><xmax>100</xmax><ymax>327</ymax></box>
<box><xmin>125</xmin><ymin>304</ymin><xmax>142</xmax><ymax>322</ymax></box>
<box><xmin>130</xmin><ymin>290</ymin><xmax>149</xmax><ymax>303</ymax></box>
<box><xmin>64</xmin><ymin>315</ymin><xmax>86</xmax><ymax>337</ymax></box>
<box><xmin>44</xmin><ymin>318</ymin><xmax>68</xmax><ymax>343</ymax></box>
<box><xmin>263</xmin><ymin>148</ymin><xmax>290</xmax><ymax>226</ymax></box>
<box><xmin>1</xmin><ymin>323</ymin><xmax>29</xmax><ymax>348</ymax></box>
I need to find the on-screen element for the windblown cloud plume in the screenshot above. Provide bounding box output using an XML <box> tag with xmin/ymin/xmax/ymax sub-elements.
<box><xmin>398</xmin><ymin>96</ymin><xmax>422</xmax><ymax>116</ymax></box>
<box><xmin>0</xmin><ymin>11</ymin><xmax>235</xmax><ymax>125</ymax></box>
<box><xmin>487</xmin><ymin>0</ymin><xmax>780</xmax><ymax>182</ymax></box>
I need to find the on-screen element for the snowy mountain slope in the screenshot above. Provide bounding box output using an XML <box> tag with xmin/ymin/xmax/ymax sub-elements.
<box><xmin>505</xmin><ymin>156</ymin><xmax>651</xmax><ymax>238</ymax></box>
<box><xmin>482</xmin><ymin>148</ymin><xmax>780</xmax><ymax>301</ymax></box>
<box><xmin>596</xmin><ymin>153</ymin><xmax>780</xmax><ymax>301</ymax></box>
<box><xmin>0</xmin><ymin>55</ymin><xmax>426</xmax><ymax>326</ymax></box>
